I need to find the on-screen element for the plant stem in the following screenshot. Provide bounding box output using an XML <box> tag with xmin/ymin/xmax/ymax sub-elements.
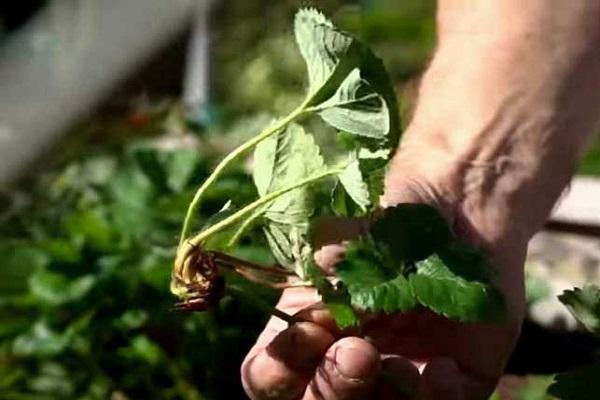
<box><xmin>178</xmin><ymin>102</ymin><xmax>309</xmax><ymax>246</ymax></box>
<box><xmin>226</xmin><ymin>286</ymin><xmax>297</xmax><ymax>325</ymax></box>
<box><xmin>225</xmin><ymin>205</ymin><xmax>267</xmax><ymax>249</ymax></box>
<box><xmin>186</xmin><ymin>168</ymin><xmax>342</xmax><ymax>247</ymax></box>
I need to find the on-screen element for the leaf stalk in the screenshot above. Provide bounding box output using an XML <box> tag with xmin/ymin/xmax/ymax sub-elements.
<box><xmin>178</xmin><ymin>101</ymin><xmax>311</xmax><ymax>246</ymax></box>
<box><xmin>189</xmin><ymin>168</ymin><xmax>342</xmax><ymax>247</ymax></box>
<box><xmin>226</xmin><ymin>286</ymin><xmax>297</xmax><ymax>325</ymax></box>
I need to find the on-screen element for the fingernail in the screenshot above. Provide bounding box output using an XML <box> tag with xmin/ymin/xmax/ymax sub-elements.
<box><xmin>334</xmin><ymin>346</ymin><xmax>378</xmax><ymax>380</ymax></box>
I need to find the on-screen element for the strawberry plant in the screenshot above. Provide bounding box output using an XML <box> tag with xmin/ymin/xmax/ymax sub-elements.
<box><xmin>171</xmin><ymin>8</ymin><xmax>504</xmax><ymax>328</ymax></box>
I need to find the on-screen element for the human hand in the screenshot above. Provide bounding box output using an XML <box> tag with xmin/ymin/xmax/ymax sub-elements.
<box><xmin>241</xmin><ymin>0</ymin><xmax>600</xmax><ymax>395</ymax></box>
<box><xmin>240</xmin><ymin>149</ymin><xmax>528</xmax><ymax>399</ymax></box>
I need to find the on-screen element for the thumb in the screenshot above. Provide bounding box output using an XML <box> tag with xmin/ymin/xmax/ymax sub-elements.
<box><xmin>303</xmin><ymin>337</ymin><xmax>380</xmax><ymax>400</ymax></box>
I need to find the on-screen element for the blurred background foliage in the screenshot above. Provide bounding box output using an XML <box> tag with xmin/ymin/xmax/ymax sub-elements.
<box><xmin>0</xmin><ymin>1</ymin><xmax>598</xmax><ymax>399</ymax></box>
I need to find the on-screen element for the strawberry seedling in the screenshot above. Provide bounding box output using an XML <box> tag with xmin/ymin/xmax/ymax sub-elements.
<box><xmin>171</xmin><ymin>8</ymin><xmax>504</xmax><ymax>328</ymax></box>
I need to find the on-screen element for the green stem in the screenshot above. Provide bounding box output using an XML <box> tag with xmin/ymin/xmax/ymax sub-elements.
<box><xmin>226</xmin><ymin>286</ymin><xmax>297</xmax><ymax>325</ymax></box>
<box><xmin>178</xmin><ymin>102</ymin><xmax>310</xmax><ymax>246</ymax></box>
<box><xmin>187</xmin><ymin>168</ymin><xmax>342</xmax><ymax>247</ymax></box>
<box><xmin>226</xmin><ymin>204</ymin><xmax>268</xmax><ymax>249</ymax></box>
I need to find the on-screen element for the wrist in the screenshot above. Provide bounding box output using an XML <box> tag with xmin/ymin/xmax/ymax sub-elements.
<box><xmin>386</xmin><ymin>118</ymin><xmax>570</xmax><ymax>251</ymax></box>
<box><xmin>390</xmin><ymin>51</ymin><xmax>599</xmax><ymax>248</ymax></box>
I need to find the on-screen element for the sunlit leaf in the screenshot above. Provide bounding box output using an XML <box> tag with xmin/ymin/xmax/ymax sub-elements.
<box><xmin>253</xmin><ymin>122</ymin><xmax>325</xmax><ymax>224</ymax></box>
<box><xmin>335</xmin><ymin>157</ymin><xmax>370</xmax><ymax>214</ymax></box>
<box><xmin>295</xmin><ymin>8</ymin><xmax>400</xmax><ymax>151</ymax></box>
<box><xmin>253</xmin><ymin>123</ymin><xmax>325</xmax><ymax>277</ymax></box>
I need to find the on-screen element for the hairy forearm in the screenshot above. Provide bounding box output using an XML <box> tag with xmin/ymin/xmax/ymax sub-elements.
<box><xmin>388</xmin><ymin>0</ymin><xmax>600</xmax><ymax>249</ymax></box>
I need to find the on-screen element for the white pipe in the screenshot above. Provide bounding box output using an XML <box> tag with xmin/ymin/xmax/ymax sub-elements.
<box><xmin>0</xmin><ymin>0</ymin><xmax>195</xmax><ymax>186</ymax></box>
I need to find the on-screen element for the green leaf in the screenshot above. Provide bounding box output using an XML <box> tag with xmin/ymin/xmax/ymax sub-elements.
<box><xmin>558</xmin><ymin>285</ymin><xmax>600</xmax><ymax>335</ymax></box>
<box><xmin>317</xmin><ymin>69</ymin><xmax>394</xmax><ymax>147</ymax></box>
<box><xmin>332</xmin><ymin>151</ymin><xmax>387</xmax><ymax>216</ymax></box>
<box><xmin>409</xmin><ymin>255</ymin><xmax>505</xmax><ymax>322</ymax></box>
<box><xmin>113</xmin><ymin>310</ymin><xmax>149</xmax><ymax>331</ymax></box>
<box><xmin>0</xmin><ymin>244</ymin><xmax>48</xmax><ymax>295</ymax></box>
<box><xmin>36</xmin><ymin>239</ymin><xmax>81</xmax><ymax>264</ymax></box>
<box><xmin>294</xmin><ymin>8</ymin><xmax>361</xmax><ymax>105</ymax></box>
<box><xmin>331</xmin><ymin>180</ymin><xmax>364</xmax><ymax>217</ymax></box>
<box><xmin>12</xmin><ymin>321</ymin><xmax>72</xmax><ymax>357</ymax></box>
<box><xmin>253</xmin><ymin>122</ymin><xmax>325</xmax><ymax>224</ymax></box>
<box><xmin>164</xmin><ymin>150</ymin><xmax>201</xmax><ymax>192</ymax></box>
<box><xmin>327</xmin><ymin>302</ymin><xmax>360</xmax><ymax>329</ymax></box>
<box><xmin>548</xmin><ymin>364</ymin><xmax>600</xmax><ymax>400</ymax></box>
<box><xmin>294</xmin><ymin>8</ymin><xmax>400</xmax><ymax>151</ymax></box>
<box><xmin>437</xmin><ymin>241</ymin><xmax>496</xmax><ymax>283</ymax></box>
<box><xmin>263</xmin><ymin>224</ymin><xmax>313</xmax><ymax>279</ymax></box>
<box><xmin>335</xmin><ymin>156</ymin><xmax>371</xmax><ymax>214</ymax></box>
<box><xmin>253</xmin><ymin>122</ymin><xmax>325</xmax><ymax>277</ymax></box>
<box><xmin>29</xmin><ymin>270</ymin><xmax>96</xmax><ymax>307</ymax></box>
<box><xmin>350</xmin><ymin>275</ymin><xmax>415</xmax><ymax>313</ymax></box>
<box><xmin>13</xmin><ymin>315</ymin><xmax>92</xmax><ymax>358</ymax></box>
<box><xmin>306</xmin><ymin>260</ymin><xmax>360</xmax><ymax>329</ymax></box>
<box><xmin>525</xmin><ymin>274</ymin><xmax>552</xmax><ymax>305</ymax></box>
<box><xmin>322</xmin><ymin>204</ymin><xmax>503</xmax><ymax>322</ymax></box>
<box><xmin>117</xmin><ymin>335</ymin><xmax>164</xmax><ymax>367</ymax></box>
<box><xmin>108</xmin><ymin>163</ymin><xmax>157</xmax><ymax>239</ymax></box>
<box><xmin>263</xmin><ymin>223</ymin><xmax>295</xmax><ymax>267</ymax></box>
<box><xmin>371</xmin><ymin>204</ymin><xmax>452</xmax><ymax>262</ymax></box>
<box><xmin>28</xmin><ymin>362</ymin><xmax>75</xmax><ymax>397</ymax></box>
<box><xmin>62</xmin><ymin>208</ymin><xmax>115</xmax><ymax>252</ymax></box>
<box><xmin>134</xmin><ymin>147</ymin><xmax>201</xmax><ymax>192</ymax></box>
<box><xmin>337</xmin><ymin>238</ymin><xmax>417</xmax><ymax>313</ymax></box>
<box><xmin>358</xmin><ymin>150</ymin><xmax>386</xmax><ymax>205</ymax></box>
<box><xmin>80</xmin><ymin>155</ymin><xmax>117</xmax><ymax>186</ymax></box>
